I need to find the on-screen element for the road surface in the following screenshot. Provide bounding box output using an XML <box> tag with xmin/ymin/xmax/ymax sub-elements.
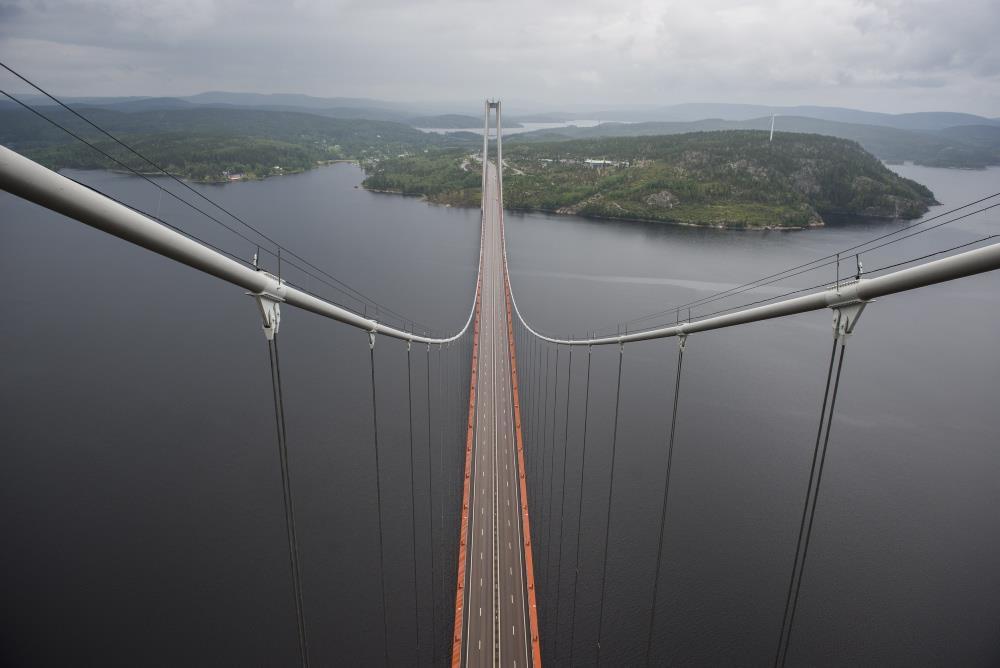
<box><xmin>460</xmin><ymin>160</ymin><xmax>533</xmax><ymax>667</ymax></box>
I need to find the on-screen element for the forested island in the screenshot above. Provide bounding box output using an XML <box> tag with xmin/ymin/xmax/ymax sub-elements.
<box><xmin>362</xmin><ymin>131</ymin><xmax>937</xmax><ymax>229</ymax></box>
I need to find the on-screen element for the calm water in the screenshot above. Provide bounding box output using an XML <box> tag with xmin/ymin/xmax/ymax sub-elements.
<box><xmin>1</xmin><ymin>162</ymin><xmax>998</xmax><ymax>666</ymax></box>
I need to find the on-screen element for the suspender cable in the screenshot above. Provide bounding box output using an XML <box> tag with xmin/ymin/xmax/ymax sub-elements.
<box><xmin>545</xmin><ymin>345</ymin><xmax>561</xmax><ymax>631</ymax></box>
<box><xmin>529</xmin><ymin>337</ymin><xmax>539</xmax><ymax>481</ymax></box>
<box><xmin>596</xmin><ymin>343</ymin><xmax>625</xmax><ymax>665</ymax></box>
<box><xmin>406</xmin><ymin>343</ymin><xmax>420</xmax><ymax>656</ymax></box>
<box><xmin>437</xmin><ymin>343</ymin><xmax>447</xmax><ymax>642</ymax></box>
<box><xmin>569</xmin><ymin>345</ymin><xmax>593</xmax><ymax>666</ymax></box>
<box><xmin>368</xmin><ymin>335</ymin><xmax>390</xmax><ymax>667</ymax></box>
<box><xmin>547</xmin><ymin>347</ymin><xmax>561</xmax><ymax>552</ymax></box>
<box><xmin>645</xmin><ymin>336</ymin><xmax>687</xmax><ymax>666</ymax></box>
<box><xmin>437</xmin><ymin>344</ymin><xmax>445</xmax><ymax>551</ymax></box>
<box><xmin>524</xmin><ymin>333</ymin><xmax>531</xmax><ymax>465</ymax></box>
<box><xmin>554</xmin><ymin>346</ymin><xmax>573</xmax><ymax>661</ymax></box>
<box><xmin>533</xmin><ymin>339</ymin><xmax>542</xmax><ymax>486</ymax></box>
<box><xmin>773</xmin><ymin>337</ymin><xmax>836</xmax><ymax>667</ymax></box>
<box><xmin>776</xmin><ymin>338</ymin><xmax>850</xmax><ymax>667</ymax></box>
<box><xmin>535</xmin><ymin>339</ymin><xmax>544</xmax><ymax>495</ymax></box>
<box><xmin>541</xmin><ymin>346</ymin><xmax>551</xmax><ymax>538</ymax></box>
<box><xmin>266</xmin><ymin>335</ymin><xmax>309</xmax><ymax>667</ymax></box>
<box><xmin>425</xmin><ymin>344</ymin><xmax>438</xmax><ymax>666</ymax></box>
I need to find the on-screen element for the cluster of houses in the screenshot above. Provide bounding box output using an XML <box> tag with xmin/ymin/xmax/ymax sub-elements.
<box><xmin>221</xmin><ymin>166</ymin><xmax>285</xmax><ymax>181</ymax></box>
<box><xmin>536</xmin><ymin>157</ymin><xmax>629</xmax><ymax>169</ymax></box>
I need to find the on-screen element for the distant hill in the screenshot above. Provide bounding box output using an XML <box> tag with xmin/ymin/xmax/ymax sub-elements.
<box><xmin>407</xmin><ymin>114</ymin><xmax>523</xmax><ymax>129</ymax></box>
<box><xmin>0</xmin><ymin>106</ymin><xmax>475</xmax><ymax>182</ymax></box>
<box><xmin>508</xmin><ymin>116</ymin><xmax>1000</xmax><ymax>168</ymax></box>
<box><xmin>554</xmin><ymin>103</ymin><xmax>1000</xmax><ymax>131</ymax></box>
<box><xmin>934</xmin><ymin>124</ymin><xmax>1000</xmax><ymax>151</ymax></box>
<box><xmin>408</xmin><ymin>114</ymin><xmax>484</xmax><ymax>128</ymax></box>
<box><xmin>183</xmin><ymin>91</ymin><xmax>407</xmax><ymax>111</ymax></box>
<box><xmin>74</xmin><ymin>97</ymin><xmax>196</xmax><ymax>112</ymax></box>
<box><xmin>364</xmin><ymin>131</ymin><xmax>936</xmax><ymax>229</ymax></box>
<box><xmin>0</xmin><ymin>92</ymin><xmax>435</xmax><ymax>123</ymax></box>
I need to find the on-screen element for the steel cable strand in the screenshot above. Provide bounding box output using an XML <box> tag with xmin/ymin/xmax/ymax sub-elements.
<box><xmin>544</xmin><ymin>345</ymin><xmax>561</xmax><ymax>638</ymax></box>
<box><xmin>534</xmin><ymin>339</ymin><xmax>544</xmax><ymax>504</ymax></box>
<box><xmin>0</xmin><ymin>67</ymin><xmax>439</xmax><ymax>334</ymax></box>
<box><xmin>424</xmin><ymin>344</ymin><xmax>438</xmax><ymax>666</ymax></box>
<box><xmin>596</xmin><ymin>344</ymin><xmax>625</xmax><ymax>666</ymax></box>
<box><xmin>529</xmin><ymin>337</ymin><xmax>539</xmax><ymax>488</ymax></box>
<box><xmin>778</xmin><ymin>341</ymin><xmax>849</xmax><ymax>668</ymax></box>
<box><xmin>524</xmin><ymin>327</ymin><xmax>531</xmax><ymax>463</ymax></box>
<box><xmin>368</xmin><ymin>337</ymin><xmax>390</xmax><ymax>666</ymax></box>
<box><xmin>405</xmin><ymin>344</ymin><xmax>421</xmax><ymax>656</ymax></box>
<box><xmin>436</xmin><ymin>343</ymin><xmax>446</xmax><ymax>635</ymax></box>
<box><xmin>0</xmin><ymin>91</ymin><xmax>435</xmax><ymax>334</ymax></box>
<box><xmin>773</xmin><ymin>334</ymin><xmax>839</xmax><ymax>667</ymax></box>
<box><xmin>528</xmin><ymin>339</ymin><xmax>542</xmax><ymax>494</ymax></box>
<box><xmin>528</xmin><ymin>338</ymin><xmax>538</xmax><ymax>502</ymax></box>
<box><xmin>617</xmin><ymin>198</ymin><xmax>1000</xmax><ymax>332</ymax></box>
<box><xmin>645</xmin><ymin>337</ymin><xmax>687</xmax><ymax>666</ymax></box>
<box><xmin>539</xmin><ymin>345</ymin><xmax>552</xmax><ymax>605</ymax></box>
<box><xmin>554</xmin><ymin>346</ymin><xmax>573</xmax><ymax>661</ymax></box>
<box><xmin>568</xmin><ymin>346</ymin><xmax>593</xmax><ymax>666</ymax></box>
<box><xmin>266</xmin><ymin>336</ymin><xmax>309</xmax><ymax>667</ymax></box>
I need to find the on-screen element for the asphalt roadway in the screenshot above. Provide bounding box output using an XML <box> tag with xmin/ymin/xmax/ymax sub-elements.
<box><xmin>461</xmin><ymin>160</ymin><xmax>533</xmax><ymax>668</ymax></box>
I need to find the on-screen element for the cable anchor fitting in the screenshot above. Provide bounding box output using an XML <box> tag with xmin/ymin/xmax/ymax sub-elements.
<box><xmin>248</xmin><ymin>290</ymin><xmax>283</xmax><ymax>341</ymax></box>
<box><xmin>369</xmin><ymin>324</ymin><xmax>378</xmax><ymax>350</ymax></box>
<box><xmin>831</xmin><ymin>301</ymin><xmax>867</xmax><ymax>343</ymax></box>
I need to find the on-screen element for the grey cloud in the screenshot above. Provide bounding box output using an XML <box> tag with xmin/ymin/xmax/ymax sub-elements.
<box><xmin>0</xmin><ymin>0</ymin><xmax>997</xmax><ymax>115</ymax></box>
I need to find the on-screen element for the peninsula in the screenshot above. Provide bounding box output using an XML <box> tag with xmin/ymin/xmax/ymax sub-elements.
<box><xmin>362</xmin><ymin>131</ymin><xmax>937</xmax><ymax>229</ymax></box>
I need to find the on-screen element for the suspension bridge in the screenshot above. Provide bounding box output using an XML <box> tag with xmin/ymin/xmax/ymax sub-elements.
<box><xmin>2</xmin><ymin>78</ymin><xmax>1000</xmax><ymax>666</ymax></box>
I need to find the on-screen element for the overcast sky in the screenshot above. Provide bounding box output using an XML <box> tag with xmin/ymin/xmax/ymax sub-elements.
<box><xmin>1</xmin><ymin>0</ymin><xmax>997</xmax><ymax>116</ymax></box>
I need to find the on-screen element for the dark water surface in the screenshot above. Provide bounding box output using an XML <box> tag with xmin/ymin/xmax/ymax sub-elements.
<box><xmin>2</xmin><ymin>163</ymin><xmax>998</xmax><ymax>666</ymax></box>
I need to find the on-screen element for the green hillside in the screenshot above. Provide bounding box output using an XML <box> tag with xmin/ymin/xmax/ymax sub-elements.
<box><xmin>507</xmin><ymin>116</ymin><xmax>1000</xmax><ymax>168</ymax></box>
<box><xmin>0</xmin><ymin>107</ymin><xmax>473</xmax><ymax>182</ymax></box>
<box><xmin>363</xmin><ymin>131</ymin><xmax>936</xmax><ymax>229</ymax></box>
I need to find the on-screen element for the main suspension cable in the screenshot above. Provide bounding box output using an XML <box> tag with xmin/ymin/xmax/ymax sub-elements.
<box><xmin>617</xmin><ymin>196</ymin><xmax>1000</xmax><ymax>332</ymax></box>
<box><xmin>1</xmin><ymin>63</ymin><xmax>435</xmax><ymax>333</ymax></box>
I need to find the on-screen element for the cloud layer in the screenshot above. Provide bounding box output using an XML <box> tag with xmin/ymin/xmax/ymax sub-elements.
<box><xmin>1</xmin><ymin>0</ymin><xmax>997</xmax><ymax>115</ymax></box>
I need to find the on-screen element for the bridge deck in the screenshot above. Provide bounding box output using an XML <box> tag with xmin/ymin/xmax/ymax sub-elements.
<box><xmin>453</xmin><ymin>161</ymin><xmax>537</xmax><ymax>667</ymax></box>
